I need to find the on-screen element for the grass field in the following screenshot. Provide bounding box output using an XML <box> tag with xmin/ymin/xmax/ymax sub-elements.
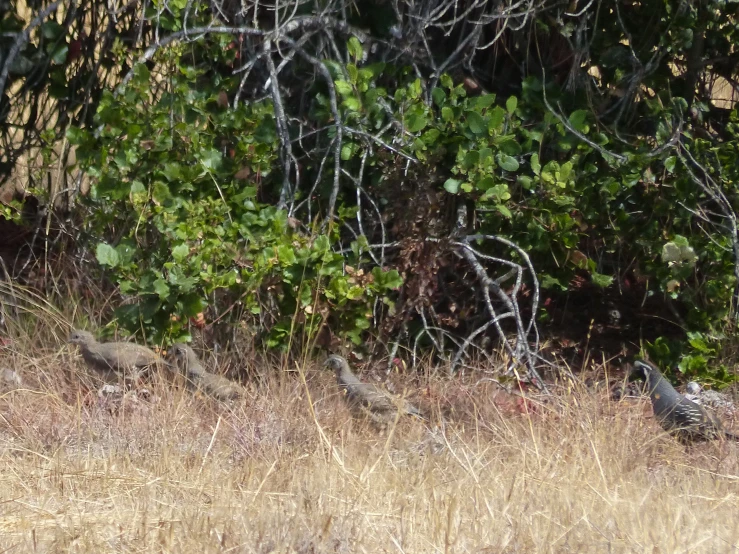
<box><xmin>1</xmin><ymin>320</ymin><xmax>739</xmax><ymax>553</ymax></box>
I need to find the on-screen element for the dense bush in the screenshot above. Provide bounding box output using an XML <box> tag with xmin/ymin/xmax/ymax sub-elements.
<box><xmin>5</xmin><ymin>0</ymin><xmax>739</xmax><ymax>380</ymax></box>
<box><xmin>68</xmin><ymin>54</ymin><xmax>404</xmax><ymax>347</ymax></box>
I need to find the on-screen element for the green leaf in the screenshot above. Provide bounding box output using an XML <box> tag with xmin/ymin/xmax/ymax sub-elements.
<box><xmin>162</xmin><ymin>162</ymin><xmax>181</xmax><ymax>182</ymax></box>
<box><xmin>364</xmin><ymin>63</ymin><xmax>385</xmax><ymax>78</ymax></box>
<box><xmin>172</xmin><ymin>244</ymin><xmax>188</xmax><ymax>263</ymax></box>
<box><xmin>530</xmin><ymin>153</ymin><xmax>541</xmax><ymax>176</ymax></box>
<box><xmin>372</xmin><ymin>267</ymin><xmax>403</xmax><ymax>290</ymax></box>
<box><xmin>199</xmin><ymin>149</ymin><xmax>222</xmax><ymax>172</ymax></box>
<box><xmin>341</xmin><ymin>144</ymin><xmax>354</xmax><ymax>160</ymax></box>
<box><xmin>687</xmin><ymin>332</ymin><xmax>713</xmax><ymax>354</ymax></box>
<box><xmin>443</xmin><ymin>178</ymin><xmax>461</xmax><ymax>194</ymax></box>
<box><xmin>347</xmin><ymin>64</ymin><xmax>360</xmax><ymax>85</ymax></box>
<box><xmin>432</xmin><ymin>87</ymin><xmax>446</xmax><ymax>107</ymax></box>
<box><xmin>477</xmin><ymin>176</ymin><xmax>495</xmax><ymax>191</ymax></box>
<box><xmin>541</xmin><ymin>275</ymin><xmax>567</xmax><ymax>290</ymax></box>
<box><xmin>346</xmin><ymin>286</ymin><xmax>364</xmax><ymax>300</ymax></box>
<box><xmin>441</xmin><ymin>107</ymin><xmax>455</xmax><ymax>122</ymax></box>
<box><xmin>153</xmin><ymin>278</ymin><xmax>170</xmax><ymax>298</ymax></box>
<box><xmin>96</xmin><ymin>243</ymin><xmax>119</xmax><ymax>268</ymax></box>
<box><xmin>406</xmin><ymin>113</ymin><xmax>428</xmax><ymax>133</ymax></box>
<box><xmin>664</xmin><ymin>156</ymin><xmax>677</xmax><ymax>173</ymax></box>
<box><xmin>498</xmin><ymin>137</ymin><xmax>522</xmax><ymax>156</ymax></box>
<box><xmin>672</xmin><ymin>235</ymin><xmax>690</xmax><ymax>248</ymax></box>
<box><xmin>51</xmin><ymin>45</ymin><xmax>68</xmax><ymax>65</ymax></box>
<box><xmin>465</xmin><ymin>111</ymin><xmax>487</xmax><ymax>135</ymax></box>
<box><xmin>568</xmin><ymin>110</ymin><xmax>589</xmax><ymax>132</ymax></box>
<box><xmin>463</xmin><ymin>150</ymin><xmax>480</xmax><ymax>169</ymax></box>
<box><xmin>484</xmin><ymin>184</ymin><xmax>511</xmax><ymax>201</ymax></box>
<box><xmin>334</xmin><ymin>80</ymin><xmax>353</xmax><ymax>96</ymax></box>
<box><xmin>506</xmin><ymin>96</ymin><xmax>518</xmax><ymax>114</ymax></box>
<box><xmin>120</xmin><ymin>280</ymin><xmax>135</xmax><ymax>294</ymax></box>
<box><xmin>488</xmin><ymin>106</ymin><xmax>506</xmax><ymax>132</ymax></box>
<box><xmin>475</xmin><ymin>94</ymin><xmax>496</xmax><ymax>110</ymax></box>
<box><xmin>322</xmin><ymin>60</ymin><xmax>343</xmax><ymax>80</ymax></box>
<box><xmin>496</xmin><ymin>204</ymin><xmax>512</xmax><ymax>218</ymax></box>
<box><xmin>313</xmin><ymin>235</ymin><xmax>331</xmax><ymax>253</ymax></box>
<box><xmin>518</xmin><ymin>175</ymin><xmax>533</xmax><ymax>190</ymax></box>
<box><xmin>407</xmin><ymin>79</ymin><xmax>422</xmax><ymax>100</ymax></box>
<box><xmin>347</xmin><ymin>37</ymin><xmax>364</xmax><ymax>61</ymax></box>
<box><xmin>591</xmin><ymin>272</ymin><xmax>614</xmax><ymax>288</ymax></box>
<box><xmin>342</xmin><ymin>97</ymin><xmax>361</xmax><ymax>111</ymax></box>
<box><xmin>278</xmin><ymin>245</ymin><xmax>297</xmax><ymax>265</ymax></box>
<box><xmin>151</xmin><ymin>181</ymin><xmax>171</xmax><ymax>204</ymax></box>
<box><xmin>421</xmin><ymin>128</ymin><xmax>440</xmax><ymax>145</ymax></box>
<box><xmin>497</xmin><ymin>153</ymin><xmax>519</xmax><ymax>172</ymax></box>
<box><xmin>41</xmin><ymin>21</ymin><xmax>64</xmax><ymax>40</ymax></box>
<box><xmin>133</xmin><ymin>63</ymin><xmax>150</xmax><ymax>83</ymax></box>
<box><xmin>65</xmin><ymin>127</ymin><xmax>87</xmax><ymax>145</ymax></box>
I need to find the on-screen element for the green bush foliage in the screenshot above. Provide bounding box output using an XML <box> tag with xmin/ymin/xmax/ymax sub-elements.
<box><xmin>68</xmin><ymin>52</ymin><xmax>403</xmax><ymax>346</ymax></box>
<box><xmin>316</xmin><ymin>49</ymin><xmax>739</xmax><ymax>379</ymax></box>
<box><xmin>12</xmin><ymin>0</ymin><xmax>732</xmax><ymax>381</ymax></box>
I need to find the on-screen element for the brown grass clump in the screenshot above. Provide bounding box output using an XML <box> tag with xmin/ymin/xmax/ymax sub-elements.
<box><xmin>1</xmin><ymin>297</ymin><xmax>738</xmax><ymax>551</ymax></box>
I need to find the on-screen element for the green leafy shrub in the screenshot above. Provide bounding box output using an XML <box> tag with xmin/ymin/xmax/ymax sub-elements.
<box><xmin>65</xmin><ymin>21</ymin><xmax>739</xmax><ymax>380</ymax></box>
<box><xmin>68</xmin><ymin>50</ymin><xmax>403</xmax><ymax>346</ymax></box>
<box><xmin>310</xmin><ymin>45</ymin><xmax>739</xmax><ymax>378</ymax></box>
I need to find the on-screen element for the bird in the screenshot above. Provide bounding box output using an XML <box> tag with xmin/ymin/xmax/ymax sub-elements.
<box><xmin>166</xmin><ymin>343</ymin><xmax>244</xmax><ymax>401</ymax></box>
<box><xmin>324</xmin><ymin>354</ymin><xmax>422</xmax><ymax>425</ymax></box>
<box><xmin>685</xmin><ymin>381</ymin><xmax>737</xmax><ymax>413</ymax></box>
<box><xmin>631</xmin><ymin>359</ymin><xmax>738</xmax><ymax>443</ymax></box>
<box><xmin>68</xmin><ymin>329</ymin><xmax>171</xmax><ymax>383</ymax></box>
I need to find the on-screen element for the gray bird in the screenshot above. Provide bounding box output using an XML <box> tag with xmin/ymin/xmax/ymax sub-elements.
<box><xmin>685</xmin><ymin>381</ymin><xmax>737</xmax><ymax>412</ymax></box>
<box><xmin>68</xmin><ymin>329</ymin><xmax>171</xmax><ymax>382</ymax></box>
<box><xmin>631</xmin><ymin>360</ymin><xmax>739</xmax><ymax>443</ymax></box>
<box><xmin>167</xmin><ymin>343</ymin><xmax>244</xmax><ymax>401</ymax></box>
<box><xmin>324</xmin><ymin>354</ymin><xmax>422</xmax><ymax>424</ymax></box>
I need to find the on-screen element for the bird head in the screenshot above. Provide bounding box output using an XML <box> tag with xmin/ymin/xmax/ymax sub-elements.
<box><xmin>68</xmin><ymin>329</ymin><xmax>96</xmax><ymax>345</ymax></box>
<box><xmin>323</xmin><ymin>354</ymin><xmax>349</xmax><ymax>374</ymax></box>
<box><xmin>630</xmin><ymin>360</ymin><xmax>670</xmax><ymax>392</ymax></box>
<box><xmin>167</xmin><ymin>343</ymin><xmax>196</xmax><ymax>369</ymax></box>
<box><xmin>630</xmin><ymin>359</ymin><xmax>657</xmax><ymax>379</ymax></box>
<box><xmin>686</xmin><ymin>381</ymin><xmax>702</xmax><ymax>395</ymax></box>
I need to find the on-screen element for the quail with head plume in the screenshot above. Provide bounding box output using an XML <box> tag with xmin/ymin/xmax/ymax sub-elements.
<box><xmin>167</xmin><ymin>343</ymin><xmax>244</xmax><ymax>401</ymax></box>
<box><xmin>68</xmin><ymin>329</ymin><xmax>172</xmax><ymax>383</ymax></box>
<box><xmin>631</xmin><ymin>359</ymin><xmax>738</xmax><ymax>443</ymax></box>
<box><xmin>324</xmin><ymin>354</ymin><xmax>422</xmax><ymax>425</ymax></box>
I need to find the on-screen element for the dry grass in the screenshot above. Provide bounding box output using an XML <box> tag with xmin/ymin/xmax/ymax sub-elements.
<box><xmin>1</xmin><ymin>311</ymin><xmax>739</xmax><ymax>552</ymax></box>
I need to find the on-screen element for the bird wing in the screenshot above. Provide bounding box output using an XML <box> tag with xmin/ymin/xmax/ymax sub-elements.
<box><xmin>200</xmin><ymin>373</ymin><xmax>243</xmax><ymax>401</ymax></box>
<box><xmin>105</xmin><ymin>343</ymin><xmax>161</xmax><ymax>368</ymax></box>
<box><xmin>347</xmin><ymin>382</ymin><xmax>398</xmax><ymax>413</ymax></box>
<box><xmin>659</xmin><ymin>398</ymin><xmax>704</xmax><ymax>429</ymax></box>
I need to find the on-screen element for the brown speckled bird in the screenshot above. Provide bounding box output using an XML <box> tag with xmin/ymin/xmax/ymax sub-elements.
<box><xmin>324</xmin><ymin>354</ymin><xmax>422</xmax><ymax>425</ymax></box>
<box><xmin>167</xmin><ymin>343</ymin><xmax>244</xmax><ymax>402</ymax></box>
<box><xmin>68</xmin><ymin>329</ymin><xmax>171</xmax><ymax>383</ymax></box>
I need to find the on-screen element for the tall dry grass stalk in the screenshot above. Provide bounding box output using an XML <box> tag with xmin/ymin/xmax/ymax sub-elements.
<box><xmin>1</xmin><ymin>284</ymin><xmax>738</xmax><ymax>552</ymax></box>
